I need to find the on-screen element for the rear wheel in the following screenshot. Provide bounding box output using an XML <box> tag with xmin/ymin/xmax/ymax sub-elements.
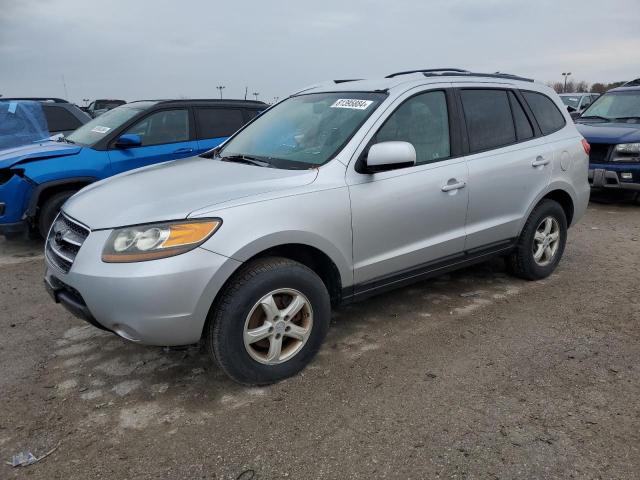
<box><xmin>206</xmin><ymin>257</ymin><xmax>331</xmax><ymax>385</ymax></box>
<box><xmin>38</xmin><ymin>190</ymin><xmax>76</xmax><ymax>238</ymax></box>
<box><xmin>507</xmin><ymin>199</ymin><xmax>567</xmax><ymax>280</ymax></box>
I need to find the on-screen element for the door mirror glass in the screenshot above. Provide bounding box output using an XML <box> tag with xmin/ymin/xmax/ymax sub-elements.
<box><xmin>366</xmin><ymin>141</ymin><xmax>416</xmax><ymax>171</ymax></box>
<box><xmin>115</xmin><ymin>133</ymin><xmax>142</xmax><ymax>148</ymax></box>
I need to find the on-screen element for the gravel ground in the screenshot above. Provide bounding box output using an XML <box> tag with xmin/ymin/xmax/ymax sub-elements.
<box><xmin>0</xmin><ymin>196</ymin><xmax>638</xmax><ymax>479</ymax></box>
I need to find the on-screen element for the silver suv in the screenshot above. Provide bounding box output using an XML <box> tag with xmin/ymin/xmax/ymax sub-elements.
<box><xmin>44</xmin><ymin>69</ymin><xmax>590</xmax><ymax>385</ymax></box>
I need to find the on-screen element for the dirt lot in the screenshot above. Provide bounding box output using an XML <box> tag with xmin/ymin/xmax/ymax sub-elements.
<box><xmin>0</xmin><ymin>196</ymin><xmax>638</xmax><ymax>479</ymax></box>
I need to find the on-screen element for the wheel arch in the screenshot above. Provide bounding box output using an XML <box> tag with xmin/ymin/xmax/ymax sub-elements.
<box><xmin>519</xmin><ymin>183</ymin><xmax>577</xmax><ymax>235</ymax></box>
<box><xmin>25</xmin><ymin>177</ymin><xmax>96</xmax><ymax>219</ymax></box>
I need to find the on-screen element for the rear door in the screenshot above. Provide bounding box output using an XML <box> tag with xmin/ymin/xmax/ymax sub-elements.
<box><xmin>459</xmin><ymin>87</ymin><xmax>554</xmax><ymax>250</ymax></box>
<box><xmin>107</xmin><ymin>108</ymin><xmax>197</xmax><ymax>174</ymax></box>
<box><xmin>194</xmin><ymin>107</ymin><xmax>246</xmax><ymax>153</ymax></box>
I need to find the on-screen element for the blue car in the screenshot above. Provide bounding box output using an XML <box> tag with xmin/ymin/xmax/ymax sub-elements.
<box><xmin>0</xmin><ymin>99</ymin><xmax>266</xmax><ymax>238</ymax></box>
<box><xmin>575</xmin><ymin>79</ymin><xmax>640</xmax><ymax>194</ymax></box>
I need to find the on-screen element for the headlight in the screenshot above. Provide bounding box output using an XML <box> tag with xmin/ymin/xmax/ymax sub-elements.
<box><xmin>615</xmin><ymin>143</ymin><xmax>640</xmax><ymax>153</ymax></box>
<box><xmin>102</xmin><ymin>219</ymin><xmax>221</xmax><ymax>263</ymax></box>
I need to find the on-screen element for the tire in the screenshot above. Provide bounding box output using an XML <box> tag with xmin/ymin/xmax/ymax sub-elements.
<box><xmin>206</xmin><ymin>256</ymin><xmax>331</xmax><ymax>385</ymax></box>
<box><xmin>38</xmin><ymin>191</ymin><xmax>76</xmax><ymax>238</ymax></box>
<box><xmin>507</xmin><ymin>199</ymin><xmax>568</xmax><ymax>280</ymax></box>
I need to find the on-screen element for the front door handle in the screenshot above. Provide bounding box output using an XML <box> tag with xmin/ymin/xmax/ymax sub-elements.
<box><xmin>173</xmin><ymin>147</ymin><xmax>194</xmax><ymax>154</ymax></box>
<box><xmin>532</xmin><ymin>156</ymin><xmax>550</xmax><ymax>167</ymax></box>
<box><xmin>441</xmin><ymin>180</ymin><xmax>466</xmax><ymax>192</ymax></box>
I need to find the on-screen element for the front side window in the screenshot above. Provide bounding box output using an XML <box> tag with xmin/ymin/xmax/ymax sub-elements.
<box><xmin>67</xmin><ymin>105</ymin><xmax>144</xmax><ymax>146</ymax></box>
<box><xmin>460</xmin><ymin>89</ymin><xmax>516</xmax><ymax>152</ymax></box>
<box><xmin>219</xmin><ymin>92</ymin><xmax>386</xmax><ymax>168</ymax></box>
<box><xmin>581</xmin><ymin>91</ymin><xmax>640</xmax><ymax>122</ymax></box>
<box><xmin>374</xmin><ymin>90</ymin><xmax>450</xmax><ymax>164</ymax></box>
<box><xmin>125</xmin><ymin>109</ymin><xmax>189</xmax><ymax>146</ymax></box>
<box><xmin>195</xmin><ymin>108</ymin><xmax>244</xmax><ymax>139</ymax></box>
<box><xmin>522</xmin><ymin>91</ymin><xmax>566</xmax><ymax>135</ymax></box>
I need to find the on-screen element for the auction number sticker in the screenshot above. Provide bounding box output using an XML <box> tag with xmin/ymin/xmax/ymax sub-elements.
<box><xmin>331</xmin><ymin>99</ymin><xmax>373</xmax><ymax>110</ymax></box>
<box><xmin>91</xmin><ymin>126</ymin><xmax>111</xmax><ymax>134</ymax></box>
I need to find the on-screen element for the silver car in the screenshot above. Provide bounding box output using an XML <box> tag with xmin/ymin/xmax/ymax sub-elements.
<box><xmin>44</xmin><ymin>69</ymin><xmax>590</xmax><ymax>385</ymax></box>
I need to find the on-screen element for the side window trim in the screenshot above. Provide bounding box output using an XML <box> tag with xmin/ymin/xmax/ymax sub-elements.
<box><xmin>513</xmin><ymin>90</ymin><xmax>543</xmax><ymax>137</ymax></box>
<box><xmin>356</xmin><ymin>87</ymin><xmax>459</xmax><ymax>172</ymax></box>
<box><xmin>507</xmin><ymin>91</ymin><xmax>535</xmax><ymax>142</ymax></box>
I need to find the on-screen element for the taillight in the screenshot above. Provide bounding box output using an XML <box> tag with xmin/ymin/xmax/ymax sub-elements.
<box><xmin>581</xmin><ymin>138</ymin><xmax>591</xmax><ymax>155</ymax></box>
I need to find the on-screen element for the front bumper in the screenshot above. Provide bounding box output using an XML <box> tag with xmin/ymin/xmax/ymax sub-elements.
<box><xmin>589</xmin><ymin>164</ymin><xmax>640</xmax><ymax>191</ymax></box>
<box><xmin>45</xmin><ymin>228</ymin><xmax>241</xmax><ymax>345</ymax></box>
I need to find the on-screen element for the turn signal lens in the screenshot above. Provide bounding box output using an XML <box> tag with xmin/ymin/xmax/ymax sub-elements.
<box><xmin>102</xmin><ymin>219</ymin><xmax>221</xmax><ymax>263</ymax></box>
<box><xmin>581</xmin><ymin>139</ymin><xmax>591</xmax><ymax>155</ymax></box>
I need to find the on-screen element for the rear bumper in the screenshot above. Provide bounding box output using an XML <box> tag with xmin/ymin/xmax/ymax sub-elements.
<box><xmin>589</xmin><ymin>164</ymin><xmax>640</xmax><ymax>191</ymax></box>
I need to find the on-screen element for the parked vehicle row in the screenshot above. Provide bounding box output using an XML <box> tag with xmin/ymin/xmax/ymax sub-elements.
<box><xmin>81</xmin><ymin>99</ymin><xmax>127</xmax><ymax>118</ymax></box>
<box><xmin>575</xmin><ymin>79</ymin><xmax>640</xmax><ymax>193</ymax></box>
<box><xmin>0</xmin><ymin>99</ymin><xmax>266</xmax><ymax>238</ymax></box>
<box><xmin>560</xmin><ymin>92</ymin><xmax>599</xmax><ymax>119</ymax></box>
<box><xmin>42</xmin><ymin>69</ymin><xmax>590</xmax><ymax>385</ymax></box>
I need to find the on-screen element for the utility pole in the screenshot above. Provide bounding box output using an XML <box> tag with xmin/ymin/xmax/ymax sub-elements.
<box><xmin>253</xmin><ymin>92</ymin><xmax>259</xmax><ymax>101</ymax></box>
<box><xmin>561</xmin><ymin>72</ymin><xmax>572</xmax><ymax>93</ymax></box>
<box><xmin>216</xmin><ymin>85</ymin><xmax>225</xmax><ymax>99</ymax></box>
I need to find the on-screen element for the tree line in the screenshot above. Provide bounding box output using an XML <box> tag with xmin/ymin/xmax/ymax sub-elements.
<box><xmin>547</xmin><ymin>80</ymin><xmax>627</xmax><ymax>94</ymax></box>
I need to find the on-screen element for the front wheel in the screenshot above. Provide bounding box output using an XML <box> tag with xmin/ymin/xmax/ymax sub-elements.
<box><xmin>38</xmin><ymin>190</ymin><xmax>76</xmax><ymax>238</ymax></box>
<box><xmin>507</xmin><ymin>199</ymin><xmax>568</xmax><ymax>280</ymax></box>
<box><xmin>206</xmin><ymin>257</ymin><xmax>331</xmax><ymax>385</ymax></box>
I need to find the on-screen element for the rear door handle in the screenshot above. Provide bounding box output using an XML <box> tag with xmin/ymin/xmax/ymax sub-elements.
<box><xmin>173</xmin><ymin>147</ymin><xmax>194</xmax><ymax>154</ymax></box>
<box><xmin>532</xmin><ymin>156</ymin><xmax>550</xmax><ymax>167</ymax></box>
<box><xmin>441</xmin><ymin>180</ymin><xmax>466</xmax><ymax>192</ymax></box>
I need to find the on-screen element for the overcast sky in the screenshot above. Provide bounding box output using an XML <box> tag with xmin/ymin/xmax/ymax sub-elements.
<box><xmin>1</xmin><ymin>0</ymin><xmax>639</xmax><ymax>104</ymax></box>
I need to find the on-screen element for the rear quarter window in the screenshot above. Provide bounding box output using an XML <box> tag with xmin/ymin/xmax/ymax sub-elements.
<box><xmin>521</xmin><ymin>91</ymin><xmax>566</xmax><ymax>135</ymax></box>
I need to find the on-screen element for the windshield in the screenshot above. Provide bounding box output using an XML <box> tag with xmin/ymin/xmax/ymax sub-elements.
<box><xmin>0</xmin><ymin>100</ymin><xmax>50</xmax><ymax>150</ymax></box>
<box><xmin>581</xmin><ymin>91</ymin><xmax>640</xmax><ymax>121</ymax></box>
<box><xmin>66</xmin><ymin>105</ymin><xmax>143</xmax><ymax>146</ymax></box>
<box><xmin>560</xmin><ymin>95</ymin><xmax>581</xmax><ymax>109</ymax></box>
<box><xmin>219</xmin><ymin>92</ymin><xmax>387</xmax><ymax>168</ymax></box>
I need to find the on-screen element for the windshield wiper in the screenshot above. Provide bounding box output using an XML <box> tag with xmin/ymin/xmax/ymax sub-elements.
<box><xmin>612</xmin><ymin>116</ymin><xmax>640</xmax><ymax>122</ymax></box>
<box><xmin>578</xmin><ymin>115</ymin><xmax>611</xmax><ymax>122</ymax></box>
<box><xmin>219</xmin><ymin>154</ymin><xmax>272</xmax><ymax>168</ymax></box>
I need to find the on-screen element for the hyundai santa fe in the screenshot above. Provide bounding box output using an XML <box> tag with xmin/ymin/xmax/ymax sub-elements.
<box><xmin>44</xmin><ymin>69</ymin><xmax>590</xmax><ymax>385</ymax></box>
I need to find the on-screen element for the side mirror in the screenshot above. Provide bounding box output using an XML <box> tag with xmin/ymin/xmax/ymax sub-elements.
<box><xmin>365</xmin><ymin>141</ymin><xmax>416</xmax><ymax>172</ymax></box>
<box><xmin>115</xmin><ymin>133</ymin><xmax>141</xmax><ymax>148</ymax></box>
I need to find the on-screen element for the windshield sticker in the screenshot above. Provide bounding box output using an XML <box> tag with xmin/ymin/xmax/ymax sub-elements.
<box><xmin>91</xmin><ymin>126</ymin><xmax>111</xmax><ymax>134</ymax></box>
<box><xmin>330</xmin><ymin>99</ymin><xmax>373</xmax><ymax>110</ymax></box>
<box><xmin>8</xmin><ymin>102</ymin><xmax>17</xmax><ymax>114</ymax></box>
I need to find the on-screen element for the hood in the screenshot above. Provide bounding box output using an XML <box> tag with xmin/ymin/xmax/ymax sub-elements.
<box><xmin>576</xmin><ymin>122</ymin><xmax>640</xmax><ymax>144</ymax></box>
<box><xmin>0</xmin><ymin>140</ymin><xmax>82</xmax><ymax>170</ymax></box>
<box><xmin>64</xmin><ymin>156</ymin><xmax>318</xmax><ymax>229</ymax></box>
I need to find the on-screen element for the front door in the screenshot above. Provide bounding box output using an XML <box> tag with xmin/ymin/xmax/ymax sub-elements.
<box><xmin>347</xmin><ymin>89</ymin><xmax>469</xmax><ymax>291</ymax></box>
<box><xmin>108</xmin><ymin>108</ymin><xmax>197</xmax><ymax>174</ymax></box>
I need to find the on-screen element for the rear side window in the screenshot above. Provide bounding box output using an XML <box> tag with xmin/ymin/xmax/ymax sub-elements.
<box><xmin>460</xmin><ymin>89</ymin><xmax>515</xmax><ymax>152</ymax></box>
<box><xmin>508</xmin><ymin>92</ymin><xmax>534</xmax><ymax>141</ymax></box>
<box><xmin>43</xmin><ymin>105</ymin><xmax>82</xmax><ymax>133</ymax></box>
<box><xmin>522</xmin><ymin>91</ymin><xmax>566</xmax><ymax>135</ymax></box>
<box><xmin>195</xmin><ymin>108</ymin><xmax>245</xmax><ymax>139</ymax></box>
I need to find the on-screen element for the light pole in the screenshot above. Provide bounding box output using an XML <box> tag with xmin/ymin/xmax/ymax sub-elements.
<box><xmin>561</xmin><ymin>72</ymin><xmax>571</xmax><ymax>93</ymax></box>
<box><xmin>253</xmin><ymin>92</ymin><xmax>259</xmax><ymax>101</ymax></box>
<box><xmin>216</xmin><ymin>85</ymin><xmax>225</xmax><ymax>99</ymax></box>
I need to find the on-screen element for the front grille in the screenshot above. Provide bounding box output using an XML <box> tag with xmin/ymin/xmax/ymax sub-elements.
<box><xmin>45</xmin><ymin>213</ymin><xmax>90</xmax><ymax>273</ymax></box>
<box><xmin>589</xmin><ymin>143</ymin><xmax>612</xmax><ymax>163</ymax></box>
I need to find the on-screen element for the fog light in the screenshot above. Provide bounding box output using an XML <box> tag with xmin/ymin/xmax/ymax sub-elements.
<box><xmin>621</xmin><ymin>172</ymin><xmax>633</xmax><ymax>180</ymax></box>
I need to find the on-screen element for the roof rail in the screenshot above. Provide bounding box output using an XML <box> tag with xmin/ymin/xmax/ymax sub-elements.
<box><xmin>333</xmin><ymin>79</ymin><xmax>363</xmax><ymax>84</ymax></box>
<box><xmin>385</xmin><ymin>69</ymin><xmax>534</xmax><ymax>83</ymax></box>
<box><xmin>622</xmin><ymin>78</ymin><xmax>640</xmax><ymax>87</ymax></box>
<box><xmin>0</xmin><ymin>97</ymin><xmax>69</xmax><ymax>103</ymax></box>
<box><xmin>386</xmin><ymin>68</ymin><xmax>469</xmax><ymax>78</ymax></box>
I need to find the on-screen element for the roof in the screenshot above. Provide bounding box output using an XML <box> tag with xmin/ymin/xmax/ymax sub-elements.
<box><xmin>127</xmin><ymin>99</ymin><xmax>268</xmax><ymax>107</ymax></box>
<box><xmin>559</xmin><ymin>93</ymin><xmax>593</xmax><ymax>96</ymax></box>
<box><xmin>0</xmin><ymin>97</ymin><xmax>68</xmax><ymax>103</ymax></box>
